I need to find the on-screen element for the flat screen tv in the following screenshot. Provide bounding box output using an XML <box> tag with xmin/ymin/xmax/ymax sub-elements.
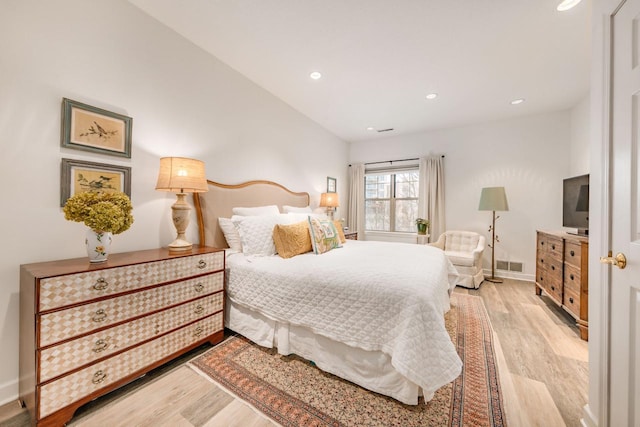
<box><xmin>563</xmin><ymin>174</ymin><xmax>589</xmax><ymax>236</ymax></box>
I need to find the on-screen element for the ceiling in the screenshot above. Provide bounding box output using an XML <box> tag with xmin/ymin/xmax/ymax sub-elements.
<box><xmin>129</xmin><ymin>0</ymin><xmax>592</xmax><ymax>142</ymax></box>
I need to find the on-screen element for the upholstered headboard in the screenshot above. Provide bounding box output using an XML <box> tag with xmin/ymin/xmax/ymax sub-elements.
<box><xmin>193</xmin><ymin>180</ymin><xmax>310</xmax><ymax>248</ymax></box>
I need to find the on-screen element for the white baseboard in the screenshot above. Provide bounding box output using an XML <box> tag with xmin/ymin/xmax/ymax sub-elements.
<box><xmin>0</xmin><ymin>378</ymin><xmax>19</xmax><ymax>407</ymax></box>
<box><xmin>482</xmin><ymin>269</ymin><xmax>534</xmax><ymax>282</ymax></box>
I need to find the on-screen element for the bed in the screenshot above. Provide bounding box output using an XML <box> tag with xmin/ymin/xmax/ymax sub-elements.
<box><xmin>194</xmin><ymin>180</ymin><xmax>462</xmax><ymax>405</ymax></box>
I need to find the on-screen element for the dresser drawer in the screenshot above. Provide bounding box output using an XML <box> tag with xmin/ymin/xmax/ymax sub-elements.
<box><xmin>563</xmin><ymin>286</ymin><xmax>581</xmax><ymax>318</ymax></box>
<box><xmin>538</xmin><ymin>233</ymin><xmax>563</xmax><ymax>258</ymax></box>
<box><xmin>40</xmin><ymin>272</ymin><xmax>223</xmax><ymax>346</ymax></box>
<box><xmin>39</xmin><ymin>251</ymin><xmax>224</xmax><ymax>311</ymax></box>
<box><xmin>564</xmin><ymin>263</ymin><xmax>582</xmax><ymax>294</ymax></box>
<box><xmin>38</xmin><ymin>313</ymin><xmax>223</xmax><ymax>418</ymax></box>
<box><xmin>39</xmin><ymin>292</ymin><xmax>223</xmax><ymax>382</ymax></box>
<box><xmin>538</xmin><ymin>269</ymin><xmax>562</xmax><ymax>302</ymax></box>
<box><xmin>564</xmin><ymin>242</ymin><xmax>582</xmax><ymax>268</ymax></box>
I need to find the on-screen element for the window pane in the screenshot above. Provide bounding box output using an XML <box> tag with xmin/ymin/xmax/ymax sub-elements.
<box><xmin>395</xmin><ymin>171</ymin><xmax>419</xmax><ymax>198</ymax></box>
<box><xmin>365</xmin><ymin>200</ymin><xmax>390</xmax><ymax>231</ymax></box>
<box><xmin>365</xmin><ymin>174</ymin><xmax>391</xmax><ymax>199</ymax></box>
<box><xmin>395</xmin><ymin>199</ymin><xmax>419</xmax><ymax>232</ymax></box>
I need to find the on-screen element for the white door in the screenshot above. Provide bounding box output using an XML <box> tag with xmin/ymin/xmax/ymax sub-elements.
<box><xmin>609</xmin><ymin>0</ymin><xmax>640</xmax><ymax>425</ymax></box>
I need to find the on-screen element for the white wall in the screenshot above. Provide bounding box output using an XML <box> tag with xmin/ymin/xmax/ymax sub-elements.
<box><xmin>350</xmin><ymin>112</ymin><xmax>573</xmax><ymax>279</ymax></box>
<box><xmin>0</xmin><ymin>0</ymin><xmax>347</xmax><ymax>404</ymax></box>
<box><xmin>570</xmin><ymin>94</ymin><xmax>591</xmax><ymax>176</ymax></box>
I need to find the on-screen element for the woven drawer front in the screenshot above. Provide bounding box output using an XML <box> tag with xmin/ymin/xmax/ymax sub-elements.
<box><xmin>40</xmin><ymin>272</ymin><xmax>223</xmax><ymax>346</ymax></box>
<box><xmin>39</xmin><ymin>313</ymin><xmax>223</xmax><ymax>418</ymax></box>
<box><xmin>39</xmin><ymin>251</ymin><xmax>224</xmax><ymax>310</ymax></box>
<box><xmin>39</xmin><ymin>292</ymin><xmax>223</xmax><ymax>382</ymax></box>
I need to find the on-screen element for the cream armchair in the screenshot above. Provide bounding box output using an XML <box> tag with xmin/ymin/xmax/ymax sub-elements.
<box><xmin>430</xmin><ymin>230</ymin><xmax>486</xmax><ymax>289</ymax></box>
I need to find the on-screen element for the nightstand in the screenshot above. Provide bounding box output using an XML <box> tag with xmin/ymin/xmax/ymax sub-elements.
<box><xmin>417</xmin><ymin>234</ymin><xmax>430</xmax><ymax>245</ymax></box>
<box><xmin>344</xmin><ymin>232</ymin><xmax>358</xmax><ymax>240</ymax></box>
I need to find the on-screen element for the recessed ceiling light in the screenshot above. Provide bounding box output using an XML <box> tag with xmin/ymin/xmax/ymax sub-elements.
<box><xmin>426</xmin><ymin>93</ymin><xmax>438</xmax><ymax>100</ymax></box>
<box><xmin>510</xmin><ymin>98</ymin><xmax>525</xmax><ymax>105</ymax></box>
<box><xmin>366</xmin><ymin>127</ymin><xmax>375</xmax><ymax>131</ymax></box>
<box><xmin>557</xmin><ymin>0</ymin><xmax>582</xmax><ymax>11</ymax></box>
<box><xmin>309</xmin><ymin>71</ymin><xmax>322</xmax><ymax>80</ymax></box>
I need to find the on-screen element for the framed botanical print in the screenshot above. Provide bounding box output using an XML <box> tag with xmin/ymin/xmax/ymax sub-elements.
<box><xmin>60</xmin><ymin>158</ymin><xmax>131</xmax><ymax>206</ymax></box>
<box><xmin>327</xmin><ymin>176</ymin><xmax>337</xmax><ymax>193</ymax></box>
<box><xmin>61</xmin><ymin>98</ymin><xmax>132</xmax><ymax>158</ymax></box>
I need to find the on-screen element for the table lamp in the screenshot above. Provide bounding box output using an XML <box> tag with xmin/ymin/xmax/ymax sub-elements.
<box><xmin>155</xmin><ymin>157</ymin><xmax>208</xmax><ymax>251</ymax></box>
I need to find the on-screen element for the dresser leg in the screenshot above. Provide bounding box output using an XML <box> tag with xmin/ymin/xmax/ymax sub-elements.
<box><xmin>535</xmin><ymin>284</ymin><xmax>542</xmax><ymax>296</ymax></box>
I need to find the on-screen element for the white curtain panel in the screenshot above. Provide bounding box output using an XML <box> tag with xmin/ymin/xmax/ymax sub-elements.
<box><xmin>348</xmin><ymin>163</ymin><xmax>365</xmax><ymax>236</ymax></box>
<box><xmin>419</xmin><ymin>156</ymin><xmax>445</xmax><ymax>241</ymax></box>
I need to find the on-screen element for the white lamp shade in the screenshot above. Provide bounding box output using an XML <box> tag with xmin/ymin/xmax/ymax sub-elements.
<box><xmin>478</xmin><ymin>187</ymin><xmax>509</xmax><ymax>211</ymax></box>
<box><xmin>320</xmin><ymin>192</ymin><xmax>339</xmax><ymax>208</ymax></box>
<box><xmin>155</xmin><ymin>157</ymin><xmax>208</xmax><ymax>193</ymax></box>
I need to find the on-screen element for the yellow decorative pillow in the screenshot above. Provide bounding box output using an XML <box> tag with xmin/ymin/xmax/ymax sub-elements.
<box><xmin>308</xmin><ymin>217</ymin><xmax>342</xmax><ymax>254</ymax></box>
<box><xmin>272</xmin><ymin>221</ymin><xmax>312</xmax><ymax>259</ymax></box>
<box><xmin>333</xmin><ymin>220</ymin><xmax>346</xmax><ymax>243</ymax></box>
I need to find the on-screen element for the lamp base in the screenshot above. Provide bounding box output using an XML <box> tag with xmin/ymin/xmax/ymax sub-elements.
<box><xmin>168</xmin><ymin>238</ymin><xmax>193</xmax><ymax>252</ymax></box>
<box><xmin>485</xmin><ymin>276</ymin><xmax>504</xmax><ymax>283</ymax></box>
<box><xmin>169</xmin><ymin>193</ymin><xmax>193</xmax><ymax>252</ymax></box>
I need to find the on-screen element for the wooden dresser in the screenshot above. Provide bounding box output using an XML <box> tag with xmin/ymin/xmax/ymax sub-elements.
<box><xmin>535</xmin><ymin>231</ymin><xmax>589</xmax><ymax>340</ymax></box>
<box><xmin>19</xmin><ymin>246</ymin><xmax>225</xmax><ymax>426</ymax></box>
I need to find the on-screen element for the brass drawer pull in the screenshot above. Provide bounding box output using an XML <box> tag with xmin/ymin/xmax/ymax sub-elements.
<box><xmin>193</xmin><ymin>326</ymin><xmax>204</xmax><ymax>337</ymax></box>
<box><xmin>92</xmin><ymin>339</ymin><xmax>109</xmax><ymax>353</ymax></box>
<box><xmin>194</xmin><ymin>283</ymin><xmax>204</xmax><ymax>293</ymax></box>
<box><xmin>93</xmin><ymin>278</ymin><xmax>109</xmax><ymax>291</ymax></box>
<box><xmin>92</xmin><ymin>370</ymin><xmax>107</xmax><ymax>384</ymax></box>
<box><xmin>197</xmin><ymin>260</ymin><xmax>207</xmax><ymax>269</ymax></box>
<box><xmin>92</xmin><ymin>309</ymin><xmax>107</xmax><ymax>323</ymax></box>
<box><xmin>194</xmin><ymin>305</ymin><xmax>204</xmax><ymax>315</ymax></box>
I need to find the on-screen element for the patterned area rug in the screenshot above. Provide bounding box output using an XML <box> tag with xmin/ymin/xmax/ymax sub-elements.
<box><xmin>188</xmin><ymin>293</ymin><xmax>506</xmax><ymax>427</ymax></box>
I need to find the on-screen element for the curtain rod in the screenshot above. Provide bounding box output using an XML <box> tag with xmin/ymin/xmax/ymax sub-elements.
<box><xmin>349</xmin><ymin>155</ymin><xmax>444</xmax><ymax>167</ymax></box>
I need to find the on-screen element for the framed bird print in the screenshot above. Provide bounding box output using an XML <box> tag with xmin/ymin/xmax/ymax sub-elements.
<box><xmin>60</xmin><ymin>158</ymin><xmax>131</xmax><ymax>206</ymax></box>
<box><xmin>61</xmin><ymin>98</ymin><xmax>132</xmax><ymax>158</ymax></box>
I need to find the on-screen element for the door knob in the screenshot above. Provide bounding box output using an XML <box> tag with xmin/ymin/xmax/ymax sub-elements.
<box><xmin>600</xmin><ymin>252</ymin><xmax>627</xmax><ymax>269</ymax></box>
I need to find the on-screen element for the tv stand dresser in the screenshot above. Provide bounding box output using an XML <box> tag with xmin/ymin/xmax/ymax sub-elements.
<box><xmin>535</xmin><ymin>230</ymin><xmax>588</xmax><ymax>340</ymax></box>
<box><xmin>19</xmin><ymin>246</ymin><xmax>225</xmax><ymax>426</ymax></box>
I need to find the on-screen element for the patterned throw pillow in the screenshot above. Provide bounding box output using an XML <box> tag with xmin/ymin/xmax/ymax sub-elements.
<box><xmin>272</xmin><ymin>221</ymin><xmax>312</xmax><ymax>258</ymax></box>
<box><xmin>308</xmin><ymin>217</ymin><xmax>342</xmax><ymax>254</ymax></box>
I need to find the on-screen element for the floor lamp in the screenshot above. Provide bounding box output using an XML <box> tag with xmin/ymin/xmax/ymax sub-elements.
<box><xmin>478</xmin><ymin>187</ymin><xmax>509</xmax><ymax>283</ymax></box>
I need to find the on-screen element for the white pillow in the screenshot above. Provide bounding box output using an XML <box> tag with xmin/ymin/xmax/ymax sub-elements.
<box><xmin>232</xmin><ymin>205</ymin><xmax>280</xmax><ymax>216</ymax></box>
<box><xmin>232</xmin><ymin>214</ymin><xmax>292</xmax><ymax>256</ymax></box>
<box><xmin>282</xmin><ymin>205</ymin><xmax>313</xmax><ymax>214</ymax></box>
<box><xmin>218</xmin><ymin>217</ymin><xmax>242</xmax><ymax>252</ymax></box>
<box><xmin>286</xmin><ymin>212</ymin><xmax>327</xmax><ymax>224</ymax></box>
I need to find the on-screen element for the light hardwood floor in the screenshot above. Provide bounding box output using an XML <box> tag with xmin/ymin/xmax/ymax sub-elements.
<box><xmin>0</xmin><ymin>279</ymin><xmax>587</xmax><ymax>427</ymax></box>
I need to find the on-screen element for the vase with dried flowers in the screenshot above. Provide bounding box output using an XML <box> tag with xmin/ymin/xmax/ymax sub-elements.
<box><xmin>63</xmin><ymin>191</ymin><xmax>134</xmax><ymax>262</ymax></box>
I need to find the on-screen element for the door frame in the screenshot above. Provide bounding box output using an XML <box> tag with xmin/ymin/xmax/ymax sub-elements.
<box><xmin>588</xmin><ymin>0</ymin><xmax>626</xmax><ymax>426</ymax></box>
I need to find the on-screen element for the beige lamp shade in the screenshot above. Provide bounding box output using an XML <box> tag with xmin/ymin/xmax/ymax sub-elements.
<box><xmin>478</xmin><ymin>187</ymin><xmax>509</xmax><ymax>211</ymax></box>
<box><xmin>320</xmin><ymin>192</ymin><xmax>339</xmax><ymax>208</ymax></box>
<box><xmin>155</xmin><ymin>157</ymin><xmax>208</xmax><ymax>193</ymax></box>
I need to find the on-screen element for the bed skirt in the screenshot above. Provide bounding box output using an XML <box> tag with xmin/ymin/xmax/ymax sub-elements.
<box><xmin>225</xmin><ymin>300</ymin><xmax>424</xmax><ymax>405</ymax></box>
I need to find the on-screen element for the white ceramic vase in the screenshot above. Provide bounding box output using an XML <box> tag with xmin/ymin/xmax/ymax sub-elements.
<box><xmin>85</xmin><ymin>229</ymin><xmax>113</xmax><ymax>263</ymax></box>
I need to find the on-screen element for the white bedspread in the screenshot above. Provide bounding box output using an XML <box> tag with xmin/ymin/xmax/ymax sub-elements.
<box><xmin>226</xmin><ymin>240</ymin><xmax>462</xmax><ymax>400</ymax></box>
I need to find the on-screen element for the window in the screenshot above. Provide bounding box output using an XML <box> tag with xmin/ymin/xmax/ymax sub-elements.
<box><xmin>365</xmin><ymin>170</ymin><xmax>419</xmax><ymax>232</ymax></box>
